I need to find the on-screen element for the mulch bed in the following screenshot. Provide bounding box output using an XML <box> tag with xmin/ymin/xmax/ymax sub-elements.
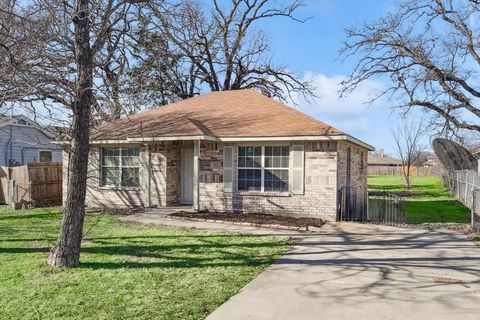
<box><xmin>169</xmin><ymin>211</ymin><xmax>326</xmax><ymax>229</ymax></box>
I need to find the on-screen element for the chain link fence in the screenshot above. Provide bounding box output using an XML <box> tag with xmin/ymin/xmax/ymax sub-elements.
<box><xmin>442</xmin><ymin>170</ymin><xmax>480</xmax><ymax>230</ymax></box>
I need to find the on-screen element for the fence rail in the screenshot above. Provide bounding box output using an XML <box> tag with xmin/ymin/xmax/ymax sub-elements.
<box><xmin>337</xmin><ymin>187</ymin><xmax>407</xmax><ymax>227</ymax></box>
<box><xmin>0</xmin><ymin>162</ymin><xmax>62</xmax><ymax>207</ymax></box>
<box><xmin>368</xmin><ymin>165</ymin><xmax>443</xmax><ymax>177</ymax></box>
<box><xmin>443</xmin><ymin>170</ymin><xmax>480</xmax><ymax>228</ymax></box>
<box><xmin>337</xmin><ymin>186</ymin><xmax>368</xmax><ymax>222</ymax></box>
<box><xmin>368</xmin><ymin>191</ymin><xmax>406</xmax><ymax>227</ymax></box>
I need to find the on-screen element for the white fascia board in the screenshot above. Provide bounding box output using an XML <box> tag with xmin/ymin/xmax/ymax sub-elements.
<box><xmin>217</xmin><ymin>135</ymin><xmax>375</xmax><ymax>151</ymax></box>
<box><xmin>0</xmin><ymin>120</ymin><xmax>56</xmax><ymax>139</ymax></box>
<box><xmin>54</xmin><ymin>139</ymin><xmax>131</xmax><ymax>145</ymax></box>
<box><xmin>0</xmin><ymin>119</ymin><xmax>16</xmax><ymax>128</ymax></box>
<box><xmin>71</xmin><ymin>135</ymin><xmax>218</xmax><ymax>145</ymax></box>
<box><xmin>126</xmin><ymin>135</ymin><xmax>218</xmax><ymax>142</ymax></box>
<box><xmin>60</xmin><ymin>134</ymin><xmax>374</xmax><ymax>150</ymax></box>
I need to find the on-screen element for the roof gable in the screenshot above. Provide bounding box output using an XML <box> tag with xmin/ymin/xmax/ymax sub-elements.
<box><xmin>0</xmin><ymin>115</ymin><xmax>55</xmax><ymax>138</ymax></box>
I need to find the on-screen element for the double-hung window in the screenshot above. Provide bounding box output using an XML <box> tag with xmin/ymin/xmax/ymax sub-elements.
<box><xmin>237</xmin><ymin>146</ymin><xmax>262</xmax><ymax>191</ymax></box>
<box><xmin>101</xmin><ymin>147</ymin><xmax>140</xmax><ymax>187</ymax></box>
<box><xmin>237</xmin><ymin>146</ymin><xmax>289</xmax><ymax>193</ymax></box>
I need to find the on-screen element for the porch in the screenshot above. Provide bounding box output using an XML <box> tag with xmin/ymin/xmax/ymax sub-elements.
<box><xmin>147</xmin><ymin>140</ymin><xmax>201</xmax><ymax>210</ymax></box>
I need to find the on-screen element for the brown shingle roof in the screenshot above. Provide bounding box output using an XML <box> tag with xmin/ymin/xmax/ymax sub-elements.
<box><xmin>91</xmin><ymin>89</ymin><xmax>344</xmax><ymax>141</ymax></box>
<box><xmin>368</xmin><ymin>153</ymin><xmax>402</xmax><ymax>166</ymax></box>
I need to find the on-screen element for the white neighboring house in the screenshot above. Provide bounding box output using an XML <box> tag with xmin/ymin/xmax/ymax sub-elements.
<box><xmin>0</xmin><ymin>115</ymin><xmax>62</xmax><ymax>166</ymax></box>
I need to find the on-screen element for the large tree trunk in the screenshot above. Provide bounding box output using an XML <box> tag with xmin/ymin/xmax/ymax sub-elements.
<box><xmin>47</xmin><ymin>0</ymin><xmax>93</xmax><ymax>267</ymax></box>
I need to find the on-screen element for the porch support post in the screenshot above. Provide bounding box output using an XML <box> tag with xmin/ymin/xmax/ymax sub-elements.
<box><xmin>142</xmin><ymin>144</ymin><xmax>151</xmax><ymax>207</ymax></box>
<box><xmin>193</xmin><ymin>140</ymin><xmax>200</xmax><ymax>211</ymax></box>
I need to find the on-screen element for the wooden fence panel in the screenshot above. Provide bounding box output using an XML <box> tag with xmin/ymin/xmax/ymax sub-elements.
<box><xmin>0</xmin><ymin>162</ymin><xmax>62</xmax><ymax>206</ymax></box>
<box><xmin>29</xmin><ymin>163</ymin><xmax>62</xmax><ymax>204</ymax></box>
<box><xmin>0</xmin><ymin>167</ymin><xmax>8</xmax><ymax>203</ymax></box>
<box><xmin>368</xmin><ymin>165</ymin><xmax>443</xmax><ymax>177</ymax></box>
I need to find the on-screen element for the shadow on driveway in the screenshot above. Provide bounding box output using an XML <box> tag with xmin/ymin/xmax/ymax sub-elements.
<box><xmin>207</xmin><ymin>223</ymin><xmax>480</xmax><ymax>320</ymax></box>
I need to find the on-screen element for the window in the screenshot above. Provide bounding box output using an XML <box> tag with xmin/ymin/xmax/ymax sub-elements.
<box><xmin>39</xmin><ymin>150</ymin><xmax>52</xmax><ymax>162</ymax></box>
<box><xmin>101</xmin><ymin>147</ymin><xmax>140</xmax><ymax>187</ymax></box>
<box><xmin>237</xmin><ymin>146</ymin><xmax>262</xmax><ymax>191</ymax></box>
<box><xmin>237</xmin><ymin>146</ymin><xmax>289</xmax><ymax>193</ymax></box>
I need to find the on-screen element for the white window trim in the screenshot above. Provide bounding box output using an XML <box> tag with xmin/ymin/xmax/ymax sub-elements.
<box><xmin>100</xmin><ymin>147</ymin><xmax>140</xmax><ymax>188</ymax></box>
<box><xmin>237</xmin><ymin>146</ymin><xmax>290</xmax><ymax>193</ymax></box>
<box><xmin>37</xmin><ymin>149</ymin><xmax>53</xmax><ymax>162</ymax></box>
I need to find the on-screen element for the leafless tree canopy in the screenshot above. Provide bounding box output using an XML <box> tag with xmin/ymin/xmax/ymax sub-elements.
<box><xmin>393</xmin><ymin>118</ymin><xmax>425</xmax><ymax>189</ymax></box>
<box><xmin>129</xmin><ymin>0</ymin><xmax>313</xmax><ymax>106</ymax></box>
<box><xmin>1</xmin><ymin>0</ymin><xmax>312</xmax><ymax>119</ymax></box>
<box><xmin>341</xmin><ymin>0</ymin><xmax>480</xmax><ymax>135</ymax></box>
<box><xmin>0</xmin><ymin>0</ymin><xmax>155</xmax><ymax>267</ymax></box>
<box><xmin>0</xmin><ymin>0</ymin><xmax>154</xmax><ymax>123</ymax></box>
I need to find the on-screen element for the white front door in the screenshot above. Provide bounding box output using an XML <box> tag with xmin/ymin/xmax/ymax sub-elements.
<box><xmin>181</xmin><ymin>149</ymin><xmax>194</xmax><ymax>204</ymax></box>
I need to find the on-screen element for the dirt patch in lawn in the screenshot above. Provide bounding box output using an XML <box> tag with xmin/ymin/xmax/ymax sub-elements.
<box><xmin>169</xmin><ymin>211</ymin><xmax>326</xmax><ymax>229</ymax></box>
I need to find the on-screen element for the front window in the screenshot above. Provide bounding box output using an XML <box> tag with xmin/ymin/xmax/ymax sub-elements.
<box><xmin>237</xmin><ymin>146</ymin><xmax>289</xmax><ymax>193</ymax></box>
<box><xmin>101</xmin><ymin>147</ymin><xmax>140</xmax><ymax>187</ymax></box>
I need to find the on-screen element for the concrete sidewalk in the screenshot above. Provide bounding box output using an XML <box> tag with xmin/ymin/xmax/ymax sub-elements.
<box><xmin>207</xmin><ymin>223</ymin><xmax>480</xmax><ymax>320</ymax></box>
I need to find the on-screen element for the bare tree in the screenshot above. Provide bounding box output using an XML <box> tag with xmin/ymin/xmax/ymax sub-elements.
<box><xmin>46</xmin><ymin>0</ymin><xmax>94</xmax><ymax>267</ymax></box>
<box><xmin>0</xmin><ymin>0</ymin><xmax>151</xmax><ymax>123</ymax></box>
<box><xmin>341</xmin><ymin>0</ymin><xmax>480</xmax><ymax>135</ymax></box>
<box><xmin>0</xmin><ymin>0</ymin><xmax>152</xmax><ymax>267</ymax></box>
<box><xmin>393</xmin><ymin>119</ymin><xmax>425</xmax><ymax>190</ymax></box>
<box><xmin>130</xmin><ymin>0</ymin><xmax>313</xmax><ymax>104</ymax></box>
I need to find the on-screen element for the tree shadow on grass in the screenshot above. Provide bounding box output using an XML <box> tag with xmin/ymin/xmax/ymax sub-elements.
<box><xmin>0</xmin><ymin>237</ymin><xmax>288</xmax><ymax>269</ymax></box>
<box><xmin>0</xmin><ymin>212</ymin><xmax>60</xmax><ymax>221</ymax></box>
<box><xmin>0</xmin><ymin>233</ymin><xmax>287</xmax><ymax>243</ymax></box>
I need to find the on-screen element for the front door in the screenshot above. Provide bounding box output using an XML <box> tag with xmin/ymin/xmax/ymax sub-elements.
<box><xmin>181</xmin><ymin>149</ymin><xmax>194</xmax><ymax>204</ymax></box>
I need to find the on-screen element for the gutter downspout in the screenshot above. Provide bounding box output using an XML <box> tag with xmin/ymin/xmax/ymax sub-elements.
<box><xmin>5</xmin><ymin>125</ymin><xmax>13</xmax><ymax>166</ymax></box>
<box><xmin>10</xmin><ymin>125</ymin><xmax>13</xmax><ymax>165</ymax></box>
<box><xmin>193</xmin><ymin>140</ymin><xmax>200</xmax><ymax>211</ymax></box>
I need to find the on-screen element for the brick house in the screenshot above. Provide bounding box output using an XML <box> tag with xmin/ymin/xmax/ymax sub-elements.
<box><xmin>62</xmin><ymin>90</ymin><xmax>373</xmax><ymax>221</ymax></box>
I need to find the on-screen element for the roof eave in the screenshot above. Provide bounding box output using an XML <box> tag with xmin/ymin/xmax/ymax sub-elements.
<box><xmin>67</xmin><ymin>134</ymin><xmax>374</xmax><ymax>150</ymax></box>
<box><xmin>217</xmin><ymin>135</ymin><xmax>374</xmax><ymax>150</ymax></box>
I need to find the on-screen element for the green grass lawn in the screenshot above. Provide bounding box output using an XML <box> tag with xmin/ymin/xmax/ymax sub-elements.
<box><xmin>368</xmin><ymin>175</ymin><xmax>470</xmax><ymax>224</ymax></box>
<box><xmin>0</xmin><ymin>207</ymin><xmax>291</xmax><ymax>320</ymax></box>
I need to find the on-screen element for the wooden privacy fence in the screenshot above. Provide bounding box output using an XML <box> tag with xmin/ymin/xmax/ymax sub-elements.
<box><xmin>443</xmin><ymin>170</ymin><xmax>480</xmax><ymax>229</ymax></box>
<box><xmin>368</xmin><ymin>165</ymin><xmax>443</xmax><ymax>177</ymax></box>
<box><xmin>0</xmin><ymin>163</ymin><xmax>62</xmax><ymax>206</ymax></box>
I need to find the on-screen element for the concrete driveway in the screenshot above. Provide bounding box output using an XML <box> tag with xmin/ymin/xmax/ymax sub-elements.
<box><xmin>207</xmin><ymin>223</ymin><xmax>480</xmax><ymax>320</ymax></box>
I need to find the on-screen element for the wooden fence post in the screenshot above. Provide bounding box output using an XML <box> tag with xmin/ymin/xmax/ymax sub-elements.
<box><xmin>8</xmin><ymin>180</ymin><xmax>16</xmax><ymax>205</ymax></box>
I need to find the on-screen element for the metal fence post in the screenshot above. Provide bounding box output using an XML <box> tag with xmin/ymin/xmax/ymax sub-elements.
<box><xmin>472</xmin><ymin>189</ymin><xmax>479</xmax><ymax>230</ymax></box>
<box><xmin>28</xmin><ymin>181</ymin><xmax>32</xmax><ymax>202</ymax></box>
